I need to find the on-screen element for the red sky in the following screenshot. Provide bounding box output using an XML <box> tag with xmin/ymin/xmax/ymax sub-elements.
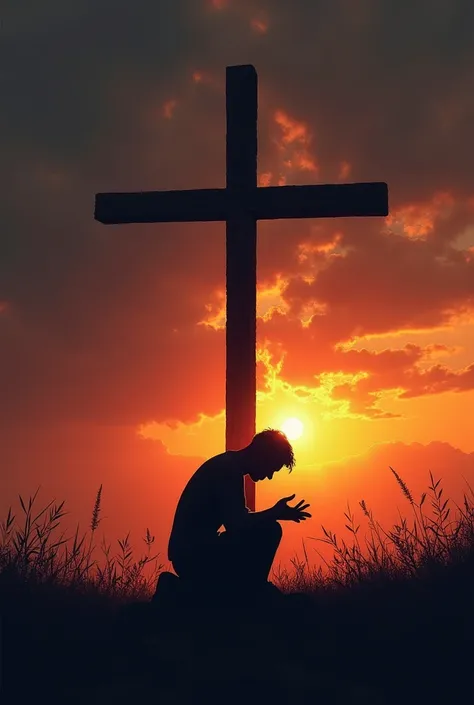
<box><xmin>1</xmin><ymin>0</ymin><xmax>474</xmax><ymax>571</ymax></box>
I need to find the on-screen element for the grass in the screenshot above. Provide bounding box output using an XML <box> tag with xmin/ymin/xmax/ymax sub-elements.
<box><xmin>0</xmin><ymin>484</ymin><xmax>163</xmax><ymax>605</ymax></box>
<box><xmin>0</xmin><ymin>469</ymin><xmax>473</xmax><ymax>704</ymax></box>
<box><xmin>275</xmin><ymin>467</ymin><xmax>474</xmax><ymax>592</ymax></box>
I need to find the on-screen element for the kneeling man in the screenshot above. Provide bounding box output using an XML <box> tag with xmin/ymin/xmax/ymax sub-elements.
<box><xmin>167</xmin><ymin>429</ymin><xmax>311</xmax><ymax>594</ymax></box>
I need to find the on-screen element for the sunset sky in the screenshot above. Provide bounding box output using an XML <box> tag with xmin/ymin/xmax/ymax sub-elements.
<box><xmin>1</xmin><ymin>0</ymin><xmax>474</xmax><ymax>570</ymax></box>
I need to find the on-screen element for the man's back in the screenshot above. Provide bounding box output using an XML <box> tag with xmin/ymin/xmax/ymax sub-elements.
<box><xmin>167</xmin><ymin>451</ymin><xmax>247</xmax><ymax>565</ymax></box>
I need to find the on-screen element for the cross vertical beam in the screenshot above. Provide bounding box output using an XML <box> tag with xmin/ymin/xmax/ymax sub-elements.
<box><xmin>225</xmin><ymin>65</ymin><xmax>257</xmax><ymax>512</ymax></box>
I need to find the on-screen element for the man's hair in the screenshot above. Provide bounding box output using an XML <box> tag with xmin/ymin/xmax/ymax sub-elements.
<box><xmin>249</xmin><ymin>428</ymin><xmax>295</xmax><ymax>472</ymax></box>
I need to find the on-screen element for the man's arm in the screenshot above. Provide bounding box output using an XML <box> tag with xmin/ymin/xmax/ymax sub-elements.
<box><xmin>224</xmin><ymin>488</ymin><xmax>311</xmax><ymax>530</ymax></box>
<box><xmin>220</xmin><ymin>474</ymin><xmax>279</xmax><ymax>531</ymax></box>
<box><xmin>243</xmin><ymin>506</ymin><xmax>279</xmax><ymax>525</ymax></box>
<box><xmin>226</xmin><ymin>506</ymin><xmax>279</xmax><ymax>531</ymax></box>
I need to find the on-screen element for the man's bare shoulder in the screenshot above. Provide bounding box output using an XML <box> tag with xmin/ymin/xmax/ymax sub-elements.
<box><xmin>198</xmin><ymin>451</ymin><xmax>238</xmax><ymax>473</ymax></box>
<box><xmin>192</xmin><ymin>451</ymin><xmax>239</xmax><ymax>483</ymax></box>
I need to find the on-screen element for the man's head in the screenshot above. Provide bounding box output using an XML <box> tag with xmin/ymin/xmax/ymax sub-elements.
<box><xmin>244</xmin><ymin>428</ymin><xmax>295</xmax><ymax>482</ymax></box>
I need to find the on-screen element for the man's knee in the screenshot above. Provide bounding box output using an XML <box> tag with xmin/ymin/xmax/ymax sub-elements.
<box><xmin>224</xmin><ymin>520</ymin><xmax>282</xmax><ymax>551</ymax></box>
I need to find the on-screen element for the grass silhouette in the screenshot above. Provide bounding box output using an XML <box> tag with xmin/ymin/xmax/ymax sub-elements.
<box><xmin>0</xmin><ymin>469</ymin><xmax>472</xmax><ymax>704</ymax></box>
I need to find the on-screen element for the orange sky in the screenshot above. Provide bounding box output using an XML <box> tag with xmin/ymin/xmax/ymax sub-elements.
<box><xmin>1</xmin><ymin>0</ymin><xmax>474</xmax><ymax>572</ymax></box>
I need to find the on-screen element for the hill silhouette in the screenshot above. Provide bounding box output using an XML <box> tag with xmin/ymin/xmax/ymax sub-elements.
<box><xmin>265</xmin><ymin>440</ymin><xmax>474</xmax><ymax>568</ymax></box>
<box><xmin>319</xmin><ymin>440</ymin><xmax>473</xmax><ymax>503</ymax></box>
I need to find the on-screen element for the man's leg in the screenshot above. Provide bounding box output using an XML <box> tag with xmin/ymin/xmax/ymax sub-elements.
<box><xmin>218</xmin><ymin>520</ymin><xmax>283</xmax><ymax>587</ymax></box>
<box><xmin>172</xmin><ymin>539</ymin><xmax>225</xmax><ymax>590</ymax></box>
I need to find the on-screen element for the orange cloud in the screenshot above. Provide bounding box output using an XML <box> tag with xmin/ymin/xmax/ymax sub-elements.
<box><xmin>250</xmin><ymin>16</ymin><xmax>269</xmax><ymax>34</ymax></box>
<box><xmin>209</xmin><ymin>0</ymin><xmax>268</xmax><ymax>36</ymax></box>
<box><xmin>386</xmin><ymin>192</ymin><xmax>455</xmax><ymax>239</ymax></box>
<box><xmin>259</xmin><ymin>291</ymin><xmax>474</xmax><ymax>418</ymax></box>
<box><xmin>297</xmin><ymin>233</ymin><xmax>344</xmax><ymax>261</ymax></box>
<box><xmin>191</xmin><ymin>69</ymin><xmax>220</xmax><ymax>91</ymax></box>
<box><xmin>198</xmin><ymin>289</ymin><xmax>226</xmax><ymax>330</ymax></box>
<box><xmin>353</xmin><ymin>349</ymin><xmax>471</xmax><ymax>411</ymax></box>
<box><xmin>338</xmin><ymin>161</ymin><xmax>351</xmax><ymax>180</ymax></box>
<box><xmin>259</xmin><ymin>172</ymin><xmax>288</xmax><ymax>186</ymax></box>
<box><xmin>274</xmin><ymin>110</ymin><xmax>310</xmax><ymax>146</ymax></box>
<box><xmin>422</xmin><ymin>343</ymin><xmax>459</xmax><ymax>359</ymax></box>
<box><xmin>329</xmin><ymin>358</ymin><xmax>474</xmax><ymax>418</ymax></box>
<box><xmin>162</xmin><ymin>99</ymin><xmax>178</xmax><ymax>119</ymax></box>
<box><xmin>199</xmin><ymin>276</ymin><xmax>290</xmax><ymax>332</ymax></box>
<box><xmin>400</xmin><ymin>363</ymin><xmax>474</xmax><ymax>398</ymax></box>
<box><xmin>273</xmin><ymin>109</ymin><xmax>318</xmax><ymax>175</ymax></box>
<box><xmin>281</xmin><ymin>215</ymin><xmax>474</xmax><ymax>345</ymax></box>
<box><xmin>285</xmin><ymin>154</ymin><xmax>317</xmax><ymax>172</ymax></box>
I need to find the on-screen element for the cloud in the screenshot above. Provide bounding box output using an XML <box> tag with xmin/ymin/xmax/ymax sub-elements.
<box><xmin>399</xmin><ymin>363</ymin><xmax>474</xmax><ymax>398</ymax></box>
<box><xmin>250</xmin><ymin>16</ymin><xmax>269</xmax><ymax>35</ymax></box>
<box><xmin>260</xmin><ymin>307</ymin><xmax>474</xmax><ymax>415</ymax></box>
<box><xmin>162</xmin><ymin>99</ymin><xmax>178</xmax><ymax>119</ymax></box>
<box><xmin>329</xmin><ymin>360</ymin><xmax>474</xmax><ymax>417</ymax></box>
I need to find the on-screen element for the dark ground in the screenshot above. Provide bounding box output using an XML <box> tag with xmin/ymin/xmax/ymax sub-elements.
<box><xmin>1</xmin><ymin>562</ymin><xmax>472</xmax><ymax>705</ymax></box>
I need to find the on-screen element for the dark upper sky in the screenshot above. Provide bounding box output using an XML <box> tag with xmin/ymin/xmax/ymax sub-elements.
<box><xmin>1</xmin><ymin>0</ymin><xmax>474</xmax><ymax>427</ymax></box>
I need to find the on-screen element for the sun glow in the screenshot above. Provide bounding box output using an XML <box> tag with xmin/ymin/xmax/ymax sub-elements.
<box><xmin>281</xmin><ymin>417</ymin><xmax>305</xmax><ymax>441</ymax></box>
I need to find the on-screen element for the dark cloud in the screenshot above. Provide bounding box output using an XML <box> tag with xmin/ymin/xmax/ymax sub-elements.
<box><xmin>283</xmin><ymin>225</ymin><xmax>474</xmax><ymax>338</ymax></box>
<box><xmin>329</xmin><ymin>361</ymin><xmax>474</xmax><ymax>417</ymax></box>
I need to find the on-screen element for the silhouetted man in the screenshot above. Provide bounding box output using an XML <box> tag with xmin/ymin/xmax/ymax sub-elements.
<box><xmin>166</xmin><ymin>429</ymin><xmax>311</xmax><ymax>597</ymax></box>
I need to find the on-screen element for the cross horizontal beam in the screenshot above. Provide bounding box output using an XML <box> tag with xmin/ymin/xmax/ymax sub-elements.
<box><xmin>95</xmin><ymin>182</ymin><xmax>388</xmax><ymax>225</ymax></box>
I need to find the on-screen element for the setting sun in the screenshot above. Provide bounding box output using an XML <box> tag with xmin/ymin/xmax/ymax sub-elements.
<box><xmin>281</xmin><ymin>417</ymin><xmax>305</xmax><ymax>441</ymax></box>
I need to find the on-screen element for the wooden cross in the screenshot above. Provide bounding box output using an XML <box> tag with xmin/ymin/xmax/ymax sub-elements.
<box><xmin>95</xmin><ymin>64</ymin><xmax>388</xmax><ymax>512</ymax></box>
